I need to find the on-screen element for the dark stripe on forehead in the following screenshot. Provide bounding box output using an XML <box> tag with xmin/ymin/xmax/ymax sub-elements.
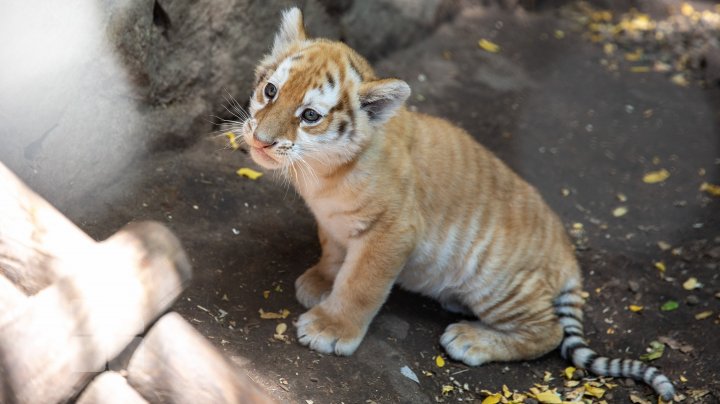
<box><xmin>326</xmin><ymin>72</ymin><xmax>335</xmax><ymax>88</ymax></box>
<box><xmin>347</xmin><ymin>56</ymin><xmax>363</xmax><ymax>81</ymax></box>
<box><xmin>337</xmin><ymin>120</ymin><xmax>347</xmax><ymax>137</ymax></box>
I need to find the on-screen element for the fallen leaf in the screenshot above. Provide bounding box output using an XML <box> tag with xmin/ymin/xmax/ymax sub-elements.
<box><xmin>699</xmin><ymin>182</ymin><xmax>720</xmax><ymax>197</ymax></box>
<box><xmin>671</xmin><ymin>74</ymin><xmax>689</xmax><ymax>87</ymax></box>
<box><xmin>259</xmin><ymin>308</ymin><xmax>290</xmax><ymax>319</ymax></box>
<box><xmin>681</xmin><ymin>3</ymin><xmax>695</xmax><ymax>16</ymax></box>
<box><xmin>481</xmin><ymin>393</ymin><xmax>501</xmax><ymax>404</ymax></box>
<box><xmin>435</xmin><ymin>355</ymin><xmax>445</xmax><ymax>368</ymax></box>
<box><xmin>612</xmin><ymin>206</ymin><xmax>628</xmax><ymax>217</ymax></box>
<box><xmin>625</xmin><ymin>49</ymin><xmax>643</xmax><ymax>61</ymax></box>
<box><xmin>695</xmin><ymin>310</ymin><xmax>713</xmax><ymax>320</ymax></box>
<box><xmin>630</xmin><ymin>394</ymin><xmax>652</xmax><ymax>404</ymax></box>
<box><xmin>554</xmin><ymin>30</ymin><xmax>565</xmax><ymax>39</ymax></box>
<box><xmin>680</xmin><ymin>375</ymin><xmax>688</xmax><ymax>382</ymax></box>
<box><xmin>441</xmin><ymin>385</ymin><xmax>454</xmax><ymax>395</ymax></box>
<box><xmin>660</xmin><ymin>300</ymin><xmax>679</xmax><ymax>311</ymax></box>
<box><xmin>630</xmin><ymin>66</ymin><xmax>651</xmax><ymax>73</ymax></box>
<box><xmin>643</xmin><ymin>169</ymin><xmax>670</xmax><ymax>184</ymax></box>
<box><xmin>640</xmin><ymin>340</ymin><xmax>665</xmax><ymax>361</ymax></box>
<box><xmin>225</xmin><ymin>132</ymin><xmax>241</xmax><ymax>150</ymax></box>
<box><xmin>263</xmin><ymin>290</ymin><xmax>270</xmax><ymax>299</ymax></box>
<box><xmin>564</xmin><ymin>366</ymin><xmax>576</xmax><ymax>379</ymax></box>
<box><xmin>478</xmin><ymin>38</ymin><xmax>500</xmax><ymax>53</ymax></box>
<box><xmin>683</xmin><ymin>277</ymin><xmax>700</xmax><ymax>290</ymax></box>
<box><xmin>502</xmin><ymin>384</ymin><xmax>512</xmax><ymax>398</ymax></box>
<box><xmin>654</xmin><ymin>261</ymin><xmax>666</xmax><ymax>273</ymax></box>
<box><xmin>400</xmin><ymin>366</ymin><xmax>420</xmax><ymax>384</ymax></box>
<box><xmin>534</xmin><ymin>390</ymin><xmax>562</xmax><ymax>404</ymax></box>
<box><xmin>237</xmin><ymin>167</ymin><xmax>263</xmax><ymax>180</ymax></box>
<box><xmin>657</xmin><ymin>241</ymin><xmax>671</xmax><ymax>251</ymax></box>
<box><xmin>629</xmin><ymin>304</ymin><xmax>644</xmax><ymax>312</ymax></box>
<box><xmin>273</xmin><ymin>322</ymin><xmax>289</xmax><ymax>342</ymax></box>
<box><xmin>584</xmin><ymin>383</ymin><xmax>605</xmax><ymax>398</ymax></box>
<box><xmin>543</xmin><ymin>371</ymin><xmax>554</xmax><ymax>382</ymax></box>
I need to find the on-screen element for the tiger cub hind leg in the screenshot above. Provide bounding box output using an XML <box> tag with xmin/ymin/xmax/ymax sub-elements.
<box><xmin>440</xmin><ymin>308</ymin><xmax>563</xmax><ymax>366</ymax></box>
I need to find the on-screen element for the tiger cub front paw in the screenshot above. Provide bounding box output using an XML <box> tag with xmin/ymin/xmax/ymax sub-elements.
<box><xmin>295</xmin><ymin>266</ymin><xmax>333</xmax><ymax>308</ymax></box>
<box><xmin>296</xmin><ymin>305</ymin><xmax>365</xmax><ymax>356</ymax></box>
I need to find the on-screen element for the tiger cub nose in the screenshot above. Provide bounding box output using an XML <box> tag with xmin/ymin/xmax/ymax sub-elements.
<box><xmin>253</xmin><ymin>134</ymin><xmax>277</xmax><ymax>148</ymax></box>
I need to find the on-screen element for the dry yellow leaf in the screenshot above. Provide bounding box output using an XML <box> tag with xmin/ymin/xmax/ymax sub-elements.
<box><xmin>643</xmin><ymin>169</ymin><xmax>670</xmax><ymax>183</ymax></box>
<box><xmin>554</xmin><ymin>30</ymin><xmax>565</xmax><ymax>39</ymax></box>
<box><xmin>564</xmin><ymin>366</ymin><xmax>576</xmax><ymax>379</ymax></box>
<box><xmin>657</xmin><ymin>241</ymin><xmax>671</xmax><ymax>251</ymax></box>
<box><xmin>671</xmin><ymin>74</ymin><xmax>689</xmax><ymax>87</ymax></box>
<box><xmin>502</xmin><ymin>384</ymin><xmax>512</xmax><ymax>398</ymax></box>
<box><xmin>695</xmin><ymin>310</ymin><xmax>713</xmax><ymax>320</ymax></box>
<box><xmin>681</xmin><ymin>3</ymin><xmax>695</xmax><ymax>16</ymax></box>
<box><xmin>700</xmin><ymin>182</ymin><xmax>720</xmax><ymax>197</ymax></box>
<box><xmin>225</xmin><ymin>132</ymin><xmax>240</xmax><ymax>150</ymax></box>
<box><xmin>478</xmin><ymin>38</ymin><xmax>500</xmax><ymax>53</ymax></box>
<box><xmin>543</xmin><ymin>371</ymin><xmax>554</xmax><ymax>382</ymax></box>
<box><xmin>629</xmin><ymin>305</ymin><xmax>644</xmax><ymax>312</ymax></box>
<box><xmin>683</xmin><ymin>277</ymin><xmax>699</xmax><ymax>290</ymax></box>
<box><xmin>435</xmin><ymin>355</ymin><xmax>445</xmax><ymax>368</ymax></box>
<box><xmin>237</xmin><ymin>167</ymin><xmax>263</xmax><ymax>180</ymax></box>
<box><xmin>603</xmin><ymin>43</ymin><xmax>616</xmax><ymax>55</ymax></box>
<box><xmin>263</xmin><ymin>290</ymin><xmax>270</xmax><ymax>299</ymax></box>
<box><xmin>481</xmin><ymin>393</ymin><xmax>501</xmax><ymax>404</ymax></box>
<box><xmin>625</xmin><ymin>50</ymin><xmax>643</xmax><ymax>61</ymax></box>
<box><xmin>630</xmin><ymin>66</ymin><xmax>651</xmax><ymax>73</ymax></box>
<box><xmin>275</xmin><ymin>322</ymin><xmax>287</xmax><ymax>335</ymax></box>
<box><xmin>654</xmin><ymin>261</ymin><xmax>666</xmax><ymax>273</ymax></box>
<box><xmin>584</xmin><ymin>383</ymin><xmax>605</xmax><ymax>398</ymax></box>
<box><xmin>612</xmin><ymin>206</ymin><xmax>628</xmax><ymax>217</ymax></box>
<box><xmin>441</xmin><ymin>385</ymin><xmax>454</xmax><ymax>395</ymax></box>
<box><xmin>534</xmin><ymin>390</ymin><xmax>562</xmax><ymax>404</ymax></box>
<box><xmin>680</xmin><ymin>375</ymin><xmax>688</xmax><ymax>382</ymax></box>
<box><xmin>259</xmin><ymin>308</ymin><xmax>290</xmax><ymax>319</ymax></box>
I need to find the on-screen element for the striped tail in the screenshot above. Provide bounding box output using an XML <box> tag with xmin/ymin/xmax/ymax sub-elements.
<box><xmin>553</xmin><ymin>288</ymin><xmax>675</xmax><ymax>401</ymax></box>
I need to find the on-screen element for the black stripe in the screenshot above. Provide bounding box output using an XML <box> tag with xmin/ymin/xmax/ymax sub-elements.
<box><xmin>564</xmin><ymin>329</ymin><xmax>583</xmax><ymax>337</ymax></box>
<box><xmin>347</xmin><ymin>57</ymin><xmax>363</xmax><ymax>80</ymax></box>
<box><xmin>337</xmin><ymin>120</ymin><xmax>347</xmax><ymax>138</ymax></box>
<box><xmin>609</xmin><ymin>358</ymin><xmax>622</xmax><ymax>377</ymax></box>
<box><xmin>622</xmin><ymin>359</ymin><xmax>632</xmax><ymax>376</ymax></box>
<box><xmin>563</xmin><ymin>341</ymin><xmax>586</xmax><ymax>358</ymax></box>
<box><xmin>326</xmin><ymin>72</ymin><xmax>335</xmax><ymax>88</ymax></box>
<box><xmin>644</xmin><ymin>367</ymin><xmax>658</xmax><ymax>383</ymax></box>
<box><xmin>556</xmin><ymin>311</ymin><xmax>582</xmax><ymax>322</ymax></box>
<box><xmin>581</xmin><ymin>352</ymin><xmax>599</xmax><ymax>369</ymax></box>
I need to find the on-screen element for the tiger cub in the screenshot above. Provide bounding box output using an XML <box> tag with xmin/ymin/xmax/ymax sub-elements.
<box><xmin>237</xmin><ymin>8</ymin><xmax>675</xmax><ymax>400</ymax></box>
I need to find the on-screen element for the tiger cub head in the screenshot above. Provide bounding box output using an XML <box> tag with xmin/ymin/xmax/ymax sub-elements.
<box><xmin>242</xmin><ymin>8</ymin><xmax>411</xmax><ymax>172</ymax></box>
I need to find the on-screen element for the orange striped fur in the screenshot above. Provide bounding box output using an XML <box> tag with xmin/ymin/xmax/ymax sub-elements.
<box><xmin>237</xmin><ymin>9</ymin><xmax>674</xmax><ymax>399</ymax></box>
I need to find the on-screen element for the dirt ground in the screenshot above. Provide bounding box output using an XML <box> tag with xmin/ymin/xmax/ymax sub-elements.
<box><xmin>70</xmin><ymin>3</ymin><xmax>718</xmax><ymax>404</ymax></box>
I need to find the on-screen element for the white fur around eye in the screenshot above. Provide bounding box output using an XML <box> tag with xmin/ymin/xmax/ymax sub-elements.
<box><xmin>303</xmin><ymin>82</ymin><xmax>339</xmax><ymax>112</ymax></box>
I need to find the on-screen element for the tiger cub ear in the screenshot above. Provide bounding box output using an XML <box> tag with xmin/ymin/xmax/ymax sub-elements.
<box><xmin>358</xmin><ymin>79</ymin><xmax>411</xmax><ymax>125</ymax></box>
<box><xmin>271</xmin><ymin>7</ymin><xmax>307</xmax><ymax>56</ymax></box>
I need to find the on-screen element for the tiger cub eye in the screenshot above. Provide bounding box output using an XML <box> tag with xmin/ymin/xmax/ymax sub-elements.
<box><xmin>264</xmin><ymin>83</ymin><xmax>277</xmax><ymax>99</ymax></box>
